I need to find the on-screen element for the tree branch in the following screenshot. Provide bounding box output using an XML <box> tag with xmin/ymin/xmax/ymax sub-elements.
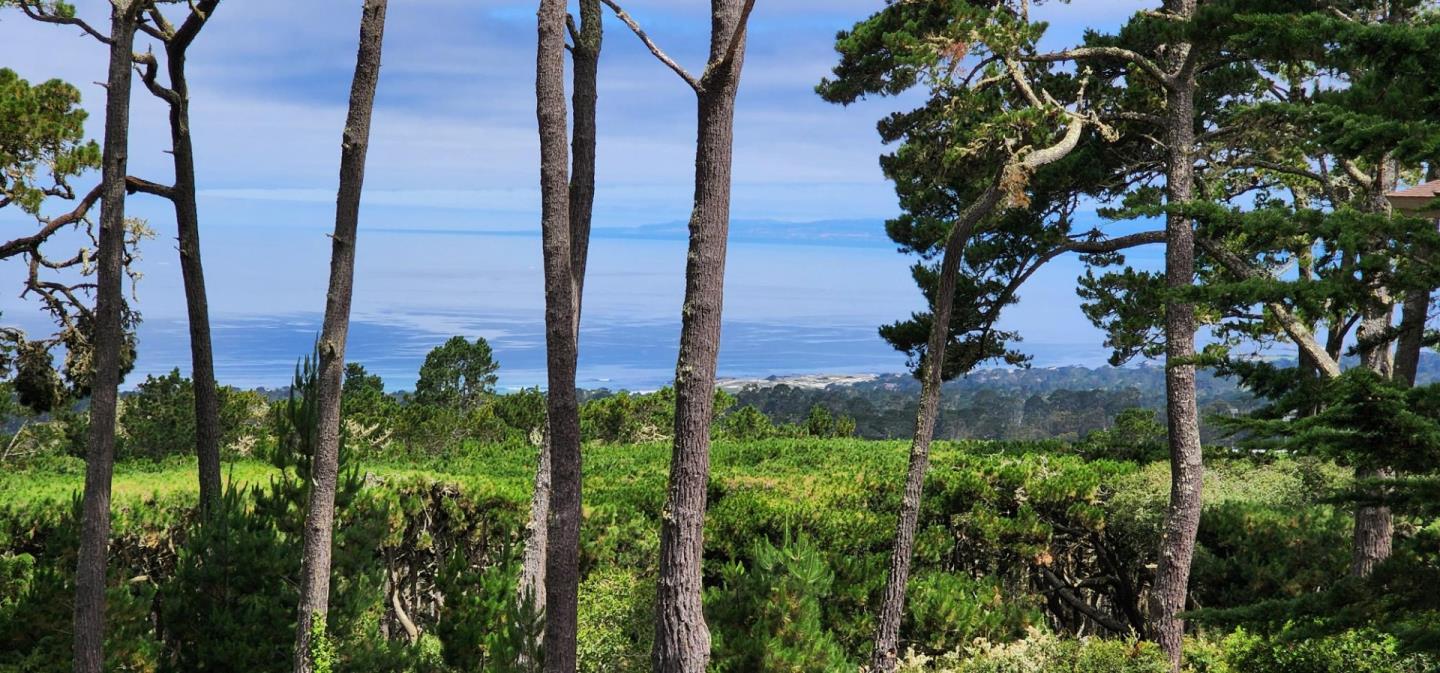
<box><xmin>1038</xmin><ymin>567</ymin><xmax>1132</xmax><ymax>634</ymax></box>
<box><xmin>700</xmin><ymin>0</ymin><xmax>755</xmax><ymax>85</ymax></box>
<box><xmin>17</xmin><ymin>1</ymin><xmax>112</xmax><ymax>44</ymax></box>
<box><xmin>132</xmin><ymin>50</ymin><xmax>181</xmax><ymax>105</ymax></box>
<box><xmin>0</xmin><ymin>183</ymin><xmax>103</xmax><ymax>260</ymax></box>
<box><xmin>1023</xmin><ymin>46</ymin><xmax>1171</xmax><ymax>89</ymax></box>
<box><xmin>1196</xmin><ymin>237</ymin><xmax>1343</xmax><ymax>377</ymax></box>
<box><xmin>125</xmin><ymin>175</ymin><xmax>176</xmax><ymax>200</ymax></box>
<box><xmin>171</xmin><ymin>0</ymin><xmax>220</xmax><ymax>49</ymax></box>
<box><xmin>600</xmin><ymin>0</ymin><xmax>700</xmax><ymax>92</ymax></box>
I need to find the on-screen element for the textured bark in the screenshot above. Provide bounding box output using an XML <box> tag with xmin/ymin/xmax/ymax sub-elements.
<box><xmin>292</xmin><ymin>2</ymin><xmax>387</xmax><ymax>671</ymax></box>
<box><xmin>1151</xmin><ymin>8</ymin><xmax>1203</xmax><ymax>668</ymax></box>
<box><xmin>536</xmin><ymin>1</ymin><xmax>584</xmax><ymax>670</ymax></box>
<box><xmin>1350</xmin><ymin>468</ymin><xmax>1394</xmax><ymax>577</ymax></box>
<box><xmin>868</xmin><ymin>242</ymin><xmax>962</xmax><ymax>672</ymax></box>
<box><xmin>653</xmin><ymin>3</ymin><xmax>750</xmax><ymax>671</ymax></box>
<box><xmin>1351</xmin><ymin>295</ymin><xmax>1396</xmax><ymax>577</ymax></box>
<box><xmin>1393</xmin><ymin>288</ymin><xmax>1430</xmax><ymax>387</ymax></box>
<box><xmin>73</xmin><ymin>5</ymin><xmax>138</xmax><ymax>672</ymax></box>
<box><xmin>568</xmin><ymin>0</ymin><xmax>601</xmax><ymax>302</ymax></box>
<box><xmin>518</xmin><ymin>5</ymin><xmax>601</xmax><ymax>647</ymax></box>
<box><xmin>155</xmin><ymin>1</ymin><xmax>224</xmax><ymax>515</ymax></box>
<box><xmin>518</xmin><ymin>432</ymin><xmax>552</xmax><ymax>616</ymax></box>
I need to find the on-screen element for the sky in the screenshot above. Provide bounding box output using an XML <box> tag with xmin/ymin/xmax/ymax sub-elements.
<box><xmin>0</xmin><ymin>0</ymin><xmax>1163</xmax><ymax>390</ymax></box>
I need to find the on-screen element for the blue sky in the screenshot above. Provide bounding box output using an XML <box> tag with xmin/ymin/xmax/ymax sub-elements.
<box><xmin>0</xmin><ymin>0</ymin><xmax>1165</xmax><ymax>389</ymax></box>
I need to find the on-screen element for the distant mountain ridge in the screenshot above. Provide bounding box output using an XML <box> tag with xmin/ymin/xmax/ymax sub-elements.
<box><xmin>602</xmin><ymin>218</ymin><xmax>889</xmax><ymax>247</ymax></box>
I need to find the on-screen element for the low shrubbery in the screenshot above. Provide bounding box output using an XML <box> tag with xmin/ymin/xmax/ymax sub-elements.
<box><xmin>1</xmin><ymin>436</ymin><xmax>1392</xmax><ymax>672</ymax></box>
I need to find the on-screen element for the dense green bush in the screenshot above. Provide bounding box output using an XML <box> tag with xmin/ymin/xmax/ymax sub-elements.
<box><xmin>893</xmin><ymin>628</ymin><xmax>1171</xmax><ymax>673</ymax></box>
<box><xmin>118</xmin><ymin>368</ymin><xmax>269</xmax><ymax>460</ymax></box>
<box><xmin>0</xmin><ymin>438</ymin><xmax>1403</xmax><ymax>672</ymax></box>
<box><xmin>1218</xmin><ymin>628</ymin><xmax>1437</xmax><ymax>673</ymax></box>
<box><xmin>708</xmin><ymin>532</ymin><xmax>853</xmax><ymax>672</ymax></box>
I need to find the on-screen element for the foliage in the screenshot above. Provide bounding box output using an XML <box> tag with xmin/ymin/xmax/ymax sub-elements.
<box><xmin>1075</xmin><ymin>407</ymin><xmax>1168</xmax><ymax>462</ymax></box>
<box><xmin>893</xmin><ymin>628</ymin><xmax>1170</xmax><ymax>673</ymax></box>
<box><xmin>708</xmin><ymin>531</ymin><xmax>852</xmax><ymax>672</ymax></box>
<box><xmin>413</xmin><ymin>336</ymin><xmax>499</xmax><ymax>412</ymax></box>
<box><xmin>1218</xmin><ymin>628</ymin><xmax>1437</xmax><ymax>673</ymax></box>
<box><xmin>0</xmin><ymin>436</ymin><xmax>1420</xmax><ymax>671</ymax></box>
<box><xmin>117</xmin><ymin>368</ymin><xmax>267</xmax><ymax>461</ymax></box>
<box><xmin>576</xmin><ymin>568</ymin><xmax>653</xmax><ymax>673</ymax></box>
<box><xmin>0</xmin><ymin>67</ymin><xmax>99</xmax><ymax>214</ymax></box>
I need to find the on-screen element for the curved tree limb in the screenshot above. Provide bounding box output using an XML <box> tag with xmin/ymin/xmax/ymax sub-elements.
<box><xmin>1196</xmin><ymin>237</ymin><xmax>1342</xmax><ymax>377</ymax></box>
<box><xmin>600</xmin><ymin>0</ymin><xmax>700</xmax><ymax>92</ymax></box>
<box><xmin>1023</xmin><ymin>46</ymin><xmax>1171</xmax><ymax>89</ymax></box>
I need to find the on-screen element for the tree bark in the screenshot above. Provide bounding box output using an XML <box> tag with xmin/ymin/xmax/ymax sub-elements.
<box><xmin>867</xmin><ymin>100</ymin><xmax>1091</xmax><ymax>672</ymax></box>
<box><xmin>73</xmin><ymin>4</ymin><xmax>138</xmax><ymax>672</ymax></box>
<box><xmin>519</xmin><ymin>5</ymin><xmax>600</xmax><ymax>665</ymax></box>
<box><xmin>1151</xmin><ymin>8</ymin><xmax>1203</xmax><ymax>668</ymax></box>
<box><xmin>1351</xmin><ymin>294</ymin><xmax>1396</xmax><ymax>577</ymax></box>
<box><xmin>868</xmin><ymin>241</ymin><xmax>963</xmax><ymax>672</ymax></box>
<box><xmin>653</xmin><ymin>4</ymin><xmax>750</xmax><ymax>671</ymax></box>
<box><xmin>291</xmin><ymin>2</ymin><xmax>387</xmax><ymax>670</ymax></box>
<box><xmin>1393</xmin><ymin>287</ymin><xmax>1430</xmax><ymax>387</ymax></box>
<box><xmin>159</xmin><ymin>1</ymin><xmax>224</xmax><ymax>515</ymax></box>
<box><xmin>536</xmin><ymin>1</ymin><xmax>586</xmax><ymax>670</ymax></box>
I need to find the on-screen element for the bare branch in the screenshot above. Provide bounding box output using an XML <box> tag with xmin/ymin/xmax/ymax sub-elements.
<box><xmin>1038</xmin><ymin>567</ymin><xmax>1132</xmax><ymax>634</ymax></box>
<box><xmin>0</xmin><ymin>183</ymin><xmax>103</xmax><ymax>260</ymax></box>
<box><xmin>17</xmin><ymin>1</ymin><xmax>112</xmax><ymax>45</ymax></box>
<box><xmin>124</xmin><ymin>175</ymin><xmax>176</xmax><ymax>200</ymax></box>
<box><xmin>600</xmin><ymin>0</ymin><xmax>700</xmax><ymax>92</ymax></box>
<box><xmin>1063</xmin><ymin>229</ymin><xmax>1166</xmax><ymax>254</ymax></box>
<box><xmin>1341</xmin><ymin>159</ymin><xmax>1374</xmax><ymax>189</ymax></box>
<box><xmin>132</xmin><ymin>50</ymin><xmax>181</xmax><ymax>105</ymax></box>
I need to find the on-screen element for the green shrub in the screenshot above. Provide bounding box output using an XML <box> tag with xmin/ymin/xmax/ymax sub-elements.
<box><xmin>894</xmin><ymin>628</ymin><xmax>1169</xmax><ymax>673</ymax></box>
<box><xmin>1220</xmin><ymin>628</ymin><xmax>1437</xmax><ymax>673</ymax></box>
<box><xmin>707</xmin><ymin>532</ymin><xmax>853</xmax><ymax>673</ymax></box>
<box><xmin>577</xmin><ymin>568</ymin><xmax>653</xmax><ymax>673</ymax></box>
<box><xmin>118</xmin><ymin>368</ymin><xmax>267</xmax><ymax>460</ymax></box>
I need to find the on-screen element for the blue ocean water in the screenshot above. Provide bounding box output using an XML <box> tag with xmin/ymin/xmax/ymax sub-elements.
<box><xmin>5</xmin><ymin>220</ymin><xmax>1121</xmax><ymax>392</ymax></box>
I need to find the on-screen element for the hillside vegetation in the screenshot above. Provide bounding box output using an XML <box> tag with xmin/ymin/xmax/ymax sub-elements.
<box><xmin>4</xmin><ymin>439</ymin><xmax>1429</xmax><ymax>672</ymax></box>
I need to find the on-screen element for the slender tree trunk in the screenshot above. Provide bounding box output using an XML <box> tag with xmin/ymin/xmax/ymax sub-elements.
<box><xmin>518</xmin><ymin>4</ymin><xmax>601</xmax><ymax>645</ymax></box>
<box><xmin>536</xmin><ymin>1</ymin><xmax>584</xmax><ymax>670</ymax></box>
<box><xmin>1151</xmin><ymin>21</ymin><xmax>1203</xmax><ymax>670</ymax></box>
<box><xmin>868</xmin><ymin>242</ymin><xmax>963</xmax><ymax>672</ymax></box>
<box><xmin>163</xmin><ymin>3</ymin><xmax>223</xmax><ymax>515</ymax></box>
<box><xmin>292</xmin><ymin>3</ymin><xmax>387</xmax><ymax>670</ymax></box>
<box><xmin>653</xmin><ymin>5</ymin><xmax>749</xmax><ymax>671</ymax></box>
<box><xmin>73</xmin><ymin>5</ymin><xmax>138</xmax><ymax>672</ymax></box>
<box><xmin>568</xmin><ymin>0</ymin><xmax>601</xmax><ymax>300</ymax></box>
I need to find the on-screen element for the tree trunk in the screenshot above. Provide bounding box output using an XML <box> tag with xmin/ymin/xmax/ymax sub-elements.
<box><xmin>868</xmin><ymin>242</ymin><xmax>963</xmax><ymax>672</ymax></box>
<box><xmin>520</xmin><ymin>5</ymin><xmax>601</xmax><ymax>665</ymax></box>
<box><xmin>1151</xmin><ymin>20</ymin><xmax>1203</xmax><ymax>670</ymax></box>
<box><xmin>518</xmin><ymin>432</ymin><xmax>552</xmax><ymax>616</ymax></box>
<box><xmin>1392</xmin><ymin>285</ymin><xmax>1430</xmax><ymax>387</ymax></box>
<box><xmin>1351</xmin><ymin>296</ymin><xmax>1396</xmax><ymax>577</ymax></box>
<box><xmin>73</xmin><ymin>5</ymin><xmax>138</xmax><ymax>672</ymax></box>
<box><xmin>163</xmin><ymin>2</ymin><xmax>224</xmax><ymax>515</ymax></box>
<box><xmin>536</xmin><ymin>1</ymin><xmax>584</xmax><ymax>670</ymax></box>
<box><xmin>653</xmin><ymin>4</ymin><xmax>749</xmax><ymax>671</ymax></box>
<box><xmin>292</xmin><ymin>2</ymin><xmax>387</xmax><ymax>670</ymax></box>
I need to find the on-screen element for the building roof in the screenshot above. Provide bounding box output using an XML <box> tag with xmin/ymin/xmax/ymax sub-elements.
<box><xmin>1386</xmin><ymin>179</ymin><xmax>1440</xmax><ymax>214</ymax></box>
